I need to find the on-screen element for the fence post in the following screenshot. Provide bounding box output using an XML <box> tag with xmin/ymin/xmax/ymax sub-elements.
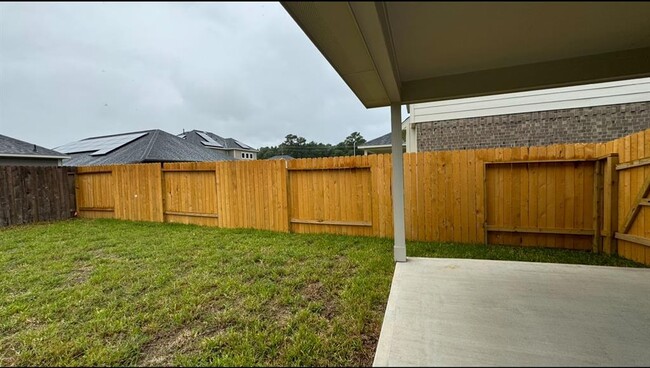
<box><xmin>603</xmin><ymin>154</ymin><xmax>619</xmax><ymax>255</ymax></box>
<box><xmin>283</xmin><ymin>159</ymin><xmax>290</xmax><ymax>233</ymax></box>
<box><xmin>159</xmin><ymin>163</ymin><xmax>165</xmax><ymax>223</ymax></box>
<box><xmin>483</xmin><ymin>162</ymin><xmax>489</xmax><ymax>245</ymax></box>
<box><xmin>67</xmin><ymin>168</ymin><xmax>76</xmax><ymax>218</ymax></box>
<box><xmin>592</xmin><ymin>159</ymin><xmax>604</xmax><ymax>253</ymax></box>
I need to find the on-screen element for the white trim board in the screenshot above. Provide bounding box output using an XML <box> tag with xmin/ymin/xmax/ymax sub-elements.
<box><xmin>410</xmin><ymin>77</ymin><xmax>650</xmax><ymax>123</ymax></box>
<box><xmin>358</xmin><ymin>143</ymin><xmax>406</xmax><ymax>150</ymax></box>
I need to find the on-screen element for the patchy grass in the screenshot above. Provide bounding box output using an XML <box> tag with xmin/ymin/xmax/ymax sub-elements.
<box><xmin>0</xmin><ymin>219</ymin><xmax>644</xmax><ymax>366</ymax></box>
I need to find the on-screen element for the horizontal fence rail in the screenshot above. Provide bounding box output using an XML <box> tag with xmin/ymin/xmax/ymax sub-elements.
<box><xmin>73</xmin><ymin>129</ymin><xmax>650</xmax><ymax>266</ymax></box>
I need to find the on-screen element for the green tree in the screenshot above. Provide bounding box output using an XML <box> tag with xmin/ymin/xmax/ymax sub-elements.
<box><xmin>333</xmin><ymin>132</ymin><xmax>366</xmax><ymax>156</ymax></box>
<box><xmin>344</xmin><ymin>131</ymin><xmax>366</xmax><ymax>156</ymax></box>
<box><xmin>258</xmin><ymin>132</ymin><xmax>366</xmax><ymax>159</ymax></box>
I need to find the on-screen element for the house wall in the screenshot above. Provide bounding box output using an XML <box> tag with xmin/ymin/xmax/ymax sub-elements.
<box><xmin>0</xmin><ymin>157</ymin><xmax>61</xmax><ymax>166</ymax></box>
<box><xmin>233</xmin><ymin>149</ymin><xmax>257</xmax><ymax>160</ymax></box>
<box><xmin>417</xmin><ymin>101</ymin><xmax>650</xmax><ymax>151</ymax></box>
<box><xmin>410</xmin><ymin>77</ymin><xmax>650</xmax><ymax>124</ymax></box>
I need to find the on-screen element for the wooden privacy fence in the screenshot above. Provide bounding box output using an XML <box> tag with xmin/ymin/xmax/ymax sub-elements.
<box><xmin>75</xmin><ymin>129</ymin><xmax>650</xmax><ymax>265</ymax></box>
<box><xmin>76</xmin><ymin>155</ymin><xmax>394</xmax><ymax>237</ymax></box>
<box><xmin>402</xmin><ymin>148</ymin><xmax>615</xmax><ymax>252</ymax></box>
<box><xmin>0</xmin><ymin>166</ymin><xmax>76</xmax><ymax>227</ymax></box>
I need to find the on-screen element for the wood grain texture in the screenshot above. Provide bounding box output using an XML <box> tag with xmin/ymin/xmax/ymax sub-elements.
<box><xmin>0</xmin><ymin>166</ymin><xmax>76</xmax><ymax>226</ymax></box>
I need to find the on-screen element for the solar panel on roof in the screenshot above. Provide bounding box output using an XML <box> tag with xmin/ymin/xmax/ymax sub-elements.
<box><xmin>55</xmin><ymin>132</ymin><xmax>148</xmax><ymax>155</ymax></box>
<box><xmin>234</xmin><ymin>140</ymin><xmax>253</xmax><ymax>149</ymax></box>
<box><xmin>196</xmin><ymin>131</ymin><xmax>223</xmax><ymax>148</ymax></box>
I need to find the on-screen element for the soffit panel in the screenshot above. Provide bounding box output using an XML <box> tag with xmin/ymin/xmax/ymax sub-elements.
<box><xmin>386</xmin><ymin>2</ymin><xmax>650</xmax><ymax>82</ymax></box>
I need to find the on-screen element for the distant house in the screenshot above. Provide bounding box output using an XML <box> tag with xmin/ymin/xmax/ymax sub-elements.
<box><xmin>267</xmin><ymin>155</ymin><xmax>295</xmax><ymax>160</ymax></box>
<box><xmin>358</xmin><ymin>131</ymin><xmax>406</xmax><ymax>155</ymax></box>
<box><xmin>179</xmin><ymin>130</ymin><xmax>258</xmax><ymax>160</ymax></box>
<box><xmin>0</xmin><ymin>134</ymin><xmax>68</xmax><ymax>166</ymax></box>
<box><xmin>56</xmin><ymin>129</ymin><xmax>233</xmax><ymax>166</ymax></box>
<box><xmin>406</xmin><ymin>77</ymin><xmax>650</xmax><ymax>152</ymax></box>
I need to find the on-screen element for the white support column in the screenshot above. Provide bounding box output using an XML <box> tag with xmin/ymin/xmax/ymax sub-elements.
<box><xmin>391</xmin><ymin>103</ymin><xmax>407</xmax><ymax>262</ymax></box>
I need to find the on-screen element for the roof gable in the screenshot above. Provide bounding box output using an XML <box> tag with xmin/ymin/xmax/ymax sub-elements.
<box><xmin>182</xmin><ymin>130</ymin><xmax>258</xmax><ymax>151</ymax></box>
<box><xmin>359</xmin><ymin>132</ymin><xmax>405</xmax><ymax>148</ymax></box>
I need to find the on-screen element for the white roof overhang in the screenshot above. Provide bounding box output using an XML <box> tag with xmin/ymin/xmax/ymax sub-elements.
<box><xmin>282</xmin><ymin>2</ymin><xmax>650</xmax><ymax>107</ymax></box>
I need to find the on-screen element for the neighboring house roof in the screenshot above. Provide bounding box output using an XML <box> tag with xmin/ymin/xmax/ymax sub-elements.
<box><xmin>358</xmin><ymin>132</ymin><xmax>406</xmax><ymax>149</ymax></box>
<box><xmin>180</xmin><ymin>130</ymin><xmax>258</xmax><ymax>152</ymax></box>
<box><xmin>268</xmin><ymin>155</ymin><xmax>295</xmax><ymax>160</ymax></box>
<box><xmin>0</xmin><ymin>134</ymin><xmax>68</xmax><ymax>160</ymax></box>
<box><xmin>56</xmin><ymin>129</ymin><xmax>234</xmax><ymax>166</ymax></box>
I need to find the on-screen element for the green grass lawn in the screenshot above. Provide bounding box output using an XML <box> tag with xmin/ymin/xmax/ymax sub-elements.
<box><xmin>0</xmin><ymin>219</ymin><xmax>644</xmax><ymax>366</ymax></box>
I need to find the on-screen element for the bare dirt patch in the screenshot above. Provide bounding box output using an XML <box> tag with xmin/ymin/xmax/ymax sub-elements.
<box><xmin>303</xmin><ymin>281</ymin><xmax>338</xmax><ymax>320</ymax></box>
<box><xmin>139</xmin><ymin>328</ymin><xmax>197</xmax><ymax>366</ymax></box>
<box><xmin>266</xmin><ymin>301</ymin><xmax>292</xmax><ymax>327</ymax></box>
<box><xmin>68</xmin><ymin>263</ymin><xmax>93</xmax><ymax>285</ymax></box>
<box><xmin>358</xmin><ymin>327</ymin><xmax>380</xmax><ymax>366</ymax></box>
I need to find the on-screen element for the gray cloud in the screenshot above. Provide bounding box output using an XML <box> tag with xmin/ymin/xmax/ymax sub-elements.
<box><xmin>0</xmin><ymin>2</ymin><xmax>394</xmax><ymax>150</ymax></box>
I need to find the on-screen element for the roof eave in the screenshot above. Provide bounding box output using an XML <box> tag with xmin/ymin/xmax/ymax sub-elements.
<box><xmin>0</xmin><ymin>153</ymin><xmax>69</xmax><ymax>160</ymax></box>
<box><xmin>358</xmin><ymin>143</ymin><xmax>406</xmax><ymax>150</ymax></box>
<box><xmin>281</xmin><ymin>2</ymin><xmax>401</xmax><ymax>108</ymax></box>
<box><xmin>282</xmin><ymin>2</ymin><xmax>650</xmax><ymax>107</ymax></box>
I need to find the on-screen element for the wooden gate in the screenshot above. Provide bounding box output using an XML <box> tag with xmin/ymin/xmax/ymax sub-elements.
<box><xmin>161</xmin><ymin>163</ymin><xmax>219</xmax><ymax>226</ymax></box>
<box><xmin>615</xmin><ymin>157</ymin><xmax>650</xmax><ymax>263</ymax></box>
<box><xmin>76</xmin><ymin>168</ymin><xmax>114</xmax><ymax>218</ymax></box>
<box><xmin>288</xmin><ymin>165</ymin><xmax>373</xmax><ymax>236</ymax></box>
<box><xmin>484</xmin><ymin>158</ymin><xmax>602</xmax><ymax>250</ymax></box>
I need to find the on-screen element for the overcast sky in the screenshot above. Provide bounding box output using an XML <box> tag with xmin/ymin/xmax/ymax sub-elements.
<box><xmin>0</xmin><ymin>2</ymin><xmax>398</xmax><ymax>150</ymax></box>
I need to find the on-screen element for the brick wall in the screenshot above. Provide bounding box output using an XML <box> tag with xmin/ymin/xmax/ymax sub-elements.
<box><xmin>417</xmin><ymin>101</ymin><xmax>650</xmax><ymax>151</ymax></box>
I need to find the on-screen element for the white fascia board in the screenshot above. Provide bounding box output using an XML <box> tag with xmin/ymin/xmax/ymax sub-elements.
<box><xmin>358</xmin><ymin>143</ymin><xmax>406</xmax><ymax>150</ymax></box>
<box><xmin>211</xmin><ymin>147</ymin><xmax>259</xmax><ymax>153</ymax></box>
<box><xmin>401</xmin><ymin>116</ymin><xmax>412</xmax><ymax>130</ymax></box>
<box><xmin>410</xmin><ymin>77</ymin><xmax>650</xmax><ymax>123</ymax></box>
<box><xmin>0</xmin><ymin>153</ymin><xmax>70</xmax><ymax>159</ymax></box>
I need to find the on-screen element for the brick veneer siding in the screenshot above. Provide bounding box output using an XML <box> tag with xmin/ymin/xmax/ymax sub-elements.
<box><xmin>417</xmin><ymin>101</ymin><xmax>650</xmax><ymax>151</ymax></box>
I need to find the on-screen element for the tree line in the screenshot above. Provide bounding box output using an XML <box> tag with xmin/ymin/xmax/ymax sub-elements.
<box><xmin>258</xmin><ymin>132</ymin><xmax>367</xmax><ymax>159</ymax></box>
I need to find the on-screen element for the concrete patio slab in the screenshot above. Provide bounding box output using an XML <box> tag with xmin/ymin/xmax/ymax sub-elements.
<box><xmin>374</xmin><ymin>257</ymin><xmax>650</xmax><ymax>367</ymax></box>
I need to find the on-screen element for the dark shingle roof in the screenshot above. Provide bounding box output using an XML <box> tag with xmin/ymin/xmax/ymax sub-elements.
<box><xmin>358</xmin><ymin>132</ymin><xmax>405</xmax><ymax>148</ymax></box>
<box><xmin>181</xmin><ymin>130</ymin><xmax>258</xmax><ymax>151</ymax></box>
<box><xmin>0</xmin><ymin>134</ymin><xmax>67</xmax><ymax>158</ymax></box>
<box><xmin>58</xmin><ymin>129</ymin><xmax>234</xmax><ymax>166</ymax></box>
